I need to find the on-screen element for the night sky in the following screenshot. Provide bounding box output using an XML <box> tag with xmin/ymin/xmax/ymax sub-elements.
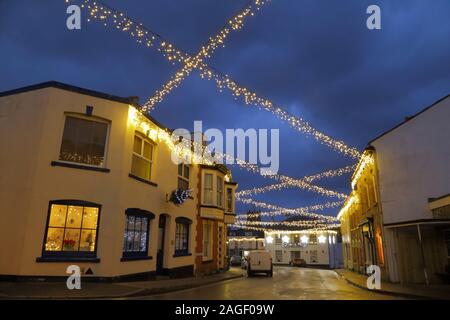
<box><xmin>1</xmin><ymin>0</ymin><xmax>449</xmax><ymax>218</ymax></box>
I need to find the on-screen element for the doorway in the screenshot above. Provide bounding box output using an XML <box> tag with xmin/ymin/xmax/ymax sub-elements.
<box><xmin>157</xmin><ymin>215</ymin><xmax>167</xmax><ymax>274</ymax></box>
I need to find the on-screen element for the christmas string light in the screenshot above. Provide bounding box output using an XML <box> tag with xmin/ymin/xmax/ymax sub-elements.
<box><xmin>228</xmin><ymin>237</ymin><xmax>265</xmax><ymax>242</ymax></box>
<box><xmin>234</xmin><ymin>220</ymin><xmax>340</xmax><ymax>228</ymax></box>
<box><xmin>236</xmin><ymin>165</ymin><xmax>356</xmax><ymax>197</ymax></box>
<box><xmin>231</xmin><ymin>224</ymin><xmax>339</xmax><ymax>234</ymax></box>
<box><xmin>144</xmin><ymin>0</ymin><xmax>271</xmax><ymax>111</ymax></box>
<box><xmin>70</xmin><ymin>0</ymin><xmax>361</xmax><ymax>159</ymax></box>
<box><xmin>236</xmin><ymin>202</ymin><xmax>344</xmax><ymax>219</ymax></box>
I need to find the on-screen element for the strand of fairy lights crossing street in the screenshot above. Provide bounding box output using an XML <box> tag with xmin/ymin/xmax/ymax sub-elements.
<box><xmin>235</xmin><ymin>220</ymin><xmax>341</xmax><ymax>229</ymax></box>
<box><xmin>234</xmin><ymin>199</ymin><xmax>340</xmax><ymax>221</ymax></box>
<box><xmin>231</xmin><ymin>224</ymin><xmax>339</xmax><ymax>233</ymax></box>
<box><xmin>144</xmin><ymin>0</ymin><xmax>271</xmax><ymax>111</ymax></box>
<box><xmin>236</xmin><ymin>165</ymin><xmax>355</xmax><ymax>198</ymax></box>
<box><xmin>68</xmin><ymin>0</ymin><xmax>361</xmax><ymax>159</ymax></box>
<box><xmin>129</xmin><ymin>106</ymin><xmax>347</xmax><ymax>204</ymax></box>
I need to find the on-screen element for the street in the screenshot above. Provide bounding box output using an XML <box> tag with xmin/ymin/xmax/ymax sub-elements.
<box><xmin>138</xmin><ymin>267</ymin><xmax>402</xmax><ymax>300</ymax></box>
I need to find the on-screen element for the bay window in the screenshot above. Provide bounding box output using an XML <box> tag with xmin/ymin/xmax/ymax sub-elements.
<box><xmin>203</xmin><ymin>173</ymin><xmax>213</xmax><ymax>204</ymax></box>
<box><xmin>216</xmin><ymin>176</ymin><xmax>223</xmax><ymax>207</ymax></box>
<box><xmin>42</xmin><ymin>200</ymin><xmax>101</xmax><ymax>259</ymax></box>
<box><xmin>59</xmin><ymin>115</ymin><xmax>109</xmax><ymax>167</ymax></box>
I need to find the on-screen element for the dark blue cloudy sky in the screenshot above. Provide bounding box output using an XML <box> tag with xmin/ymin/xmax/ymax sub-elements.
<box><xmin>1</xmin><ymin>0</ymin><xmax>449</xmax><ymax>217</ymax></box>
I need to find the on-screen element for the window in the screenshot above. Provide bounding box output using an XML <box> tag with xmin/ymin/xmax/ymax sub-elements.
<box><xmin>203</xmin><ymin>221</ymin><xmax>213</xmax><ymax>260</ymax></box>
<box><xmin>310</xmin><ymin>250</ymin><xmax>318</xmax><ymax>263</ymax></box>
<box><xmin>178</xmin><ymin>163</ymin><xmax>190</xmax><ymax>190</ymax></box>
<box><xmin>275</xmin><ymin>235</ymin><xmax>282</xmax><ymax>245</ymax></box>
<box><xmin>122</xmin><ymin>209</ymin><xmax>154</xmax><ymax>259</ymax></box>
<box><xmin>309</xmin><ymin>234</ymin><xmax>317</xmax><ymax>244</ymax></box>
<box><xmin>226</xmin><ymin>188</ymin><xmax>233</xmax><ymax>212</ymax></box>
<box><xmin>275</xmin><ymin>250</ymin><xmax>283</xmax><ymax>262</ymax></box>
<box><xmin>203</xmin><ymin>173</ymin><xmax>213</xmax><ymax>205</ymax></box>
<box><xmin>175</xmin><ymin>217</ymin><xmax>191</xmax><ymax>256</ymax></box>
<box><xmin>42</xmin><ymin>200</ymin><xmax>100</xmax><ymax>258</ymax></box>
<box><xmin>59</xmin><ymin>115</ymin><xmax>109</xmax><ymax>167</ymax></box>
<box><xmin>216</xmin><ymin>176</ymin><xmax>223</xmax><ymax>207</ymax></box>
<box><xmin>131</xmin><ymin>133</ymin><xmax>154</xmax><ymax>181</ymax></box>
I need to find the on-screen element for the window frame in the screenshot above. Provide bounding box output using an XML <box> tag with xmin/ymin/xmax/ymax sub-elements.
<box><xmin>202</xmin><ymin>220</ymin><xmax>213</xmax><ymax>261</ymax></box>
<box><xmin>39</xmin><ymin>200</ymin><xmax>102</xmax><ymax>261</ymax></box>
<box><xmin>174</xmin><ymin>217</ymin><xmax>192</xmax><ymax>257</ymax></box>
<box><xmin>177</xmin><ymin>163</ymin><xmax>190</xmax><ymax>190</ymax></box>
<box><xmin>58</xmin><ymin>113</ymin><xmax>110</xmax><ymax>169</ymax></box>
<box><xmin>216</xmin><ymin>176</ymin><xmax>224</xmax><ymax>208</ymax></box>
<box><xmin>122</xmin><ymin>208</ymin><xmax>155</xmax><ymax>260</ymax></box>
<box><xmin>226</xmin><ymin>187</ymin><xmax>233</xmax><ymax>213</ymax></box>
<box><xmin>130</xmin><ymin>131</ymin><xmax>155</xmax><ymax>182</ymax></box>
<box><xmin>203</xmin><ymin>173</ymin><xmax>214</xmax><ymax>205</ymax></box>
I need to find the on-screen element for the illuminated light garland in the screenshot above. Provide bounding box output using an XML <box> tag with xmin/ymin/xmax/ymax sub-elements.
<box><xmin>70</xmin><ymin>0</ymin><xmax>361</xmax><ymax>159</ymax></box>
<box><xmin>235</xmin><ymin>220</ymin><xmax>340</xmax><ymax>228</ymax></box>
<box><xmin>236</xmin><ymin>165</ymin><xmax>356</xmax><ymax>197</ymax></box>
<box><xmin>351</xmin><ymin>150</ymin><xmax>375</xmax><ymax>189</ymax></box>
<box><xmin>228</xmin><ymin>237</ymin><xmax>265</xmax><ymax>242</ymax></box>
<box><xmin>144</xmin><ymin>0</ymin><xmax>271</xmax><ymax>111</ymax></box>
<box><xmin>232</xmin><ymin>224</ymin><xmax>339</xmax><ymax>234</ymax></box>
<box><xmin>234</xmin><ymin>199</ymin><xmax>340</xmax><ymax>221</ymax></box>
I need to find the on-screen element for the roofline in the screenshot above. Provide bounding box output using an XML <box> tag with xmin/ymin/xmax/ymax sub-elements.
<box><xmin>0</xmin><ymin>81</ymin><xmax>169</xmax><ymax>131</ymax></box>
<box><xmin>368</xmin><ymin>94</ymin><xmax>450</xmax><ymax>145</ymax></box>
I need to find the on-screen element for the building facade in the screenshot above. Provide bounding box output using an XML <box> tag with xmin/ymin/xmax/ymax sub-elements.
<box><xmin>228</xmin><ymin>229</ymin><xmax>265</xmax><ymax>258</ymax></box>
<box><xmin>339</xmin><ymin>94</ymin><xmax>450</xmax><ymax>284</ymax></box>
<box><xmin>195</xmin><ymin>164</ymin><xmax>238</xmax><ymax>275</ymax></box>
<box><xmin>264</xmin><ymin>230</ymin><xmax>342</xmax><ymax>268</ymax></box>
<box><xmin>0</xmin><ymin>81</ymin><xmax>237</xmax><ymax>280</ymax></box>
<box><xmin>338</xmin><ymin>148</ymin><xmax>388</xmax><ymax>279</ymax></box>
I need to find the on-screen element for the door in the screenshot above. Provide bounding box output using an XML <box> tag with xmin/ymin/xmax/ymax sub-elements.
<box><xmin>156</xmin><ymin>215</ymin><xmax>166</xmax><ymax>274</ymax></box>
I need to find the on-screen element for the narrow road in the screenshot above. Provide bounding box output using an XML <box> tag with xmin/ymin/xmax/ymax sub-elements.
<box><xmin>139</xmin><ymin>266</ymin><xmax>402</xmax><ymax>300</ymax></box>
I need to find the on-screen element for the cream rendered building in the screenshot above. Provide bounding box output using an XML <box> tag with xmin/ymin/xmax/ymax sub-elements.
<box><xmin>0</xmin><ymin>81</ymin><xmax>236</xmax><ymax>280</ymax></box>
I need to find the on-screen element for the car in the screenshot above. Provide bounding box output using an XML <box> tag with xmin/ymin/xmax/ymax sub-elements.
<box><xmin>290</xmin><ymin>258</ymin><xmax>307</xmax><ymax>267</ymax></box>
<box><xmin>229</xmin><ymin>255</ymin><xmax>242</xmax><ymax>266</ymax></box>
<box><xmin>247</xmin><ymin>250</ymin><xmax>273</xmax><ymax>277</ymax></box>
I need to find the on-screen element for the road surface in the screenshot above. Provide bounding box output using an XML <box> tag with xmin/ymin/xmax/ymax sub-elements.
<box><xmin>139</xmin><ymin>266</ymin><xmax>401</xmax><ymax>300</ymax></box>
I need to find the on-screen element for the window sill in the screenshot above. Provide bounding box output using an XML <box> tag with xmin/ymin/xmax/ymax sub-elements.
<box><xmin>51</xmin><ymin>161</ymin><xmax>110</xmax><ymax>173</ymax></box>
<box><xmin>173</xmin><ymin>253</ymin><xmax>192</xmax><ymax>258</ymax></box>
<box><xmin>120</xmin><ymin>256</ymin><xmax>153</xmax><ymax>262</ymax></box>
<box><xmin>128</xmin><ymin>173</ymin><xmax>158</xmax><ymax>187</ymax></box>
<box><xmin>200</xmin><ymin>204</ymin><xmax>224</xmax><ymax>210</ymax></box>
<box><xmin>36</xmin><ymin>256</ymin><xmax>100</xmax><ymax>263</ymax></box>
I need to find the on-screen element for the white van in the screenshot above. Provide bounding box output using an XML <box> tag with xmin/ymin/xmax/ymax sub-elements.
<box><xmin>247</xmin><ymin>250</ymin><xmax>273</xmax><ymax>277</ymax></box>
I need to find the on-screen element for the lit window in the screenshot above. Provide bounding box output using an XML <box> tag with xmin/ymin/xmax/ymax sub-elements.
<box><xmin>59</xmin><ymin>115</ymin><xmax>109</xmax><ymax>167</ymax></box>
<box><xmin>131</xmin><ymin>133</ymin><xmax>154</xmax><ymax>181</ymax></box>
<box><xmin>216</xmin><ymin>176</ymin><xmax>223</xmax><ymax>207</ymax></box>
<box><xmin>203</xmin><ymin>173</ymin><xmax>213</xmax><ymax>205</ymax></box>
<box><xmin>175</xmin><ymin>217</ymin><xmax>191</xmax><ymax>256</ymax></box>
<box><xmin>178</xmin><ymin>164</ymin><xmax>190</xmax><ymax>190</ymax></box>
<box><xmin>123</xmin><ymin>209</ymin><xmax>154</xmax><ymax>259</ymax></box>
<box><xmin>43</xmin><ymin>201</ymin><xmax>100</xmax><ymax>257</ymax></box>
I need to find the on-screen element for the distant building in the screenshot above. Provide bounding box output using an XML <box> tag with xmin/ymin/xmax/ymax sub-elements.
<box><xmin>339</xmin><ymin>94</ymin><xmax>450</xmax><ymax>284</ymax></box>
<box><xmin>227</xmin><ymin>228</ymin><xmax>265</xmax><ymax>258</ymax></box>
<box><xmin>264</xmin><ymin>230</ymin><xmax>342</xmax><ymax>268</ymax></box>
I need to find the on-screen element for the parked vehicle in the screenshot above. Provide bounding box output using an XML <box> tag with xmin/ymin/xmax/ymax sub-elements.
<box><xmin>230</xmin><ymin>255</ymin><xmax>242</xmax><ymax>266</ymax></box>
<box><xmin>247</xmin><ymin>250</ymin><xmax>273</xmax><ymax>277</ymax></box>
<box><xmin>290</xmin><ymin>258</ymin><xmax>307</xmax><ymax>267</ymax></box>
<box><xmin>241</xmin><ymin>256</ymin><xmax>248</xmax><ymax>269</ymax></box>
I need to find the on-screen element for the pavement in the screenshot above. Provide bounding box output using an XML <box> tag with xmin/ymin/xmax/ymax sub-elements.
<box><xmin>335</xmin><ymin>269</ymin><xmax>450</xmax><ymax>300</ymax></box>
<box><xmin>136</xmin><ymin>266</ymin><xmax>402</xmax><ymax>300</ymax></box>
<box><xmin>0</xmin><ymin>268</ymin><xmax>245</xmax><ymax>300</ymax></box>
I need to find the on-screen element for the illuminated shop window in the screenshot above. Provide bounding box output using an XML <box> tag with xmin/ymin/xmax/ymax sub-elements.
<box><xmin>122</xmin><ymin>209</ymin><xmax>154</xmax><ymax>259</ymax></box>
<box><xmin>43</xmin><ymin>200</ymin><xmax>100</xmax><ymax>257</ymax></box>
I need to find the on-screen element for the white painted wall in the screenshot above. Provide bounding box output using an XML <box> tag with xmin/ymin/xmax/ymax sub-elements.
<box><xmin>371</xmin><ymin>96</ymin><xmax>450</xmax><ymax>224</ymax></box>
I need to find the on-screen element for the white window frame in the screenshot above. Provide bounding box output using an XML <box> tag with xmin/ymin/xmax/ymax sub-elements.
<box><xmin>203</xmin><ymin>173</ymin><xmax>214</xmax><ymax>205</ymax></box>
<box><xmin>131</xmin><ymin>132</ymin><xmax>155</xmax><ymax>181</ymax></box>
<box><xmin>177</xmin><ymin>163</ymin><xmax>190</xmax><ymax>190</ymax></box>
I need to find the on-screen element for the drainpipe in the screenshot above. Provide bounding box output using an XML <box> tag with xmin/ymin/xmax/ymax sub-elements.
<box><xmin>416</xmin><ymin>224</ymin><xmax>429</xmax><ymax>286</ymax></box>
